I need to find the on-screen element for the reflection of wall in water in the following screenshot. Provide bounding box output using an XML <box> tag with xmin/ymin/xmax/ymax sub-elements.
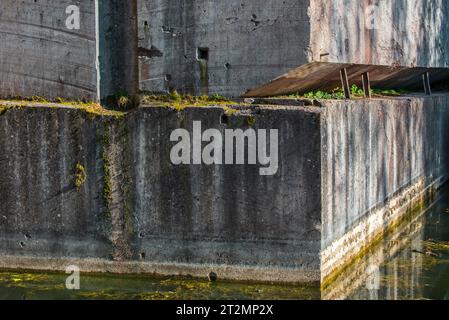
<box><xmin>324</xmin><ymin>213</ymin><xmax>425</xmax><ymax>300</ymax></box>
<box><xmin>422</xmin><ymin>209</ymin><xmax>449</xmax><ymax>299</ymax></box>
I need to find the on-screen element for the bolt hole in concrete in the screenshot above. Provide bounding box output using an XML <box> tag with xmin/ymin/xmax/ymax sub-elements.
<box><xmin>19</xmin><ymin>242</ymin><xmax>25</xmax><ymax>248</ymax></box>
<box><xmin>224</xmin><ymin>62</ymin><xmax>231</xmax><ymax>70</ymax></box>
<box><xmin>221</xmin><ymin>114</ymin><xmax>229</xmax><ymax>125</ymax></box>
<box><xmin>208</xmin><ymin>272</ymin><xmax>218</xmax><ymax>282</ymax></box>
<box><xmin>140</xmin><ymin>252</ymin><xmax>146</xmax><ymax>260</ymax></box>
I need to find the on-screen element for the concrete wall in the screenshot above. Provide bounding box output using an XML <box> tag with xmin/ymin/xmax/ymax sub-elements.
<box><xmin>0</xmin><ymin>106</ymin><xmax>111</xmax><ymax>259</ymax></box>
<box><xmin>0</xmin><ymin>0</ymin><xmax>98</xmax><ymax>101</ymax></box>
<box><xmin>2</xmin><ymin>95</ymin><xmax>448</xmax><ymax>284</ymax></box>
<box><xmin>0</xmin><ymin>103</ymin><xmax>322</xmax><ymax>283</ymax></box>
<box><xmin>2</xmin><ymin>1</ymin><xmax>449</xmax><ymax>100</ymax></box>
<box><xmin>320</xmin><ymin>94</ymin><xmax>449</xmax><ymax>282</ymax></box>
<box><xmin>99</xmin><ymin>0</ymin><xmax>139</xmax><ymax>106</ymax></box>
<box><xmin>137</xmin><ymin>0</ymin><xmax>311</xmax><ymax>97</ymax></box>
<box><xmin>310</xmin><ymin>0</ymin><xmax>449</xmax><ymax>67</ymax></box>
<box><xmin>0</xmin><ymin>0</ymin><xmax>139</xmax><ymax>104</ymax></box>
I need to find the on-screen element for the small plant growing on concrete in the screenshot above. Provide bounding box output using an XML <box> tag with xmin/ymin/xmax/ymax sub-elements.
<box><xmin>75</xmin><ymin>163</ymin><xmax>87</xmax><ymax>190</ymax></box>
<box><xmin>140</xmin><ymin>91</ymin><xmax>233</xmax><ymax>110</ymax></box>
<box><xmin>116</xmin><ymin>89</ymin><xmax>130</xmax><ymax>109</ymax></box>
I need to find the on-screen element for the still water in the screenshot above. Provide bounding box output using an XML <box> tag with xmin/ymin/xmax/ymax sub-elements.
<box><xmin>1</xmin><ymin>186</ymin><xmax>449</xmax><ymax>300</ymax></box>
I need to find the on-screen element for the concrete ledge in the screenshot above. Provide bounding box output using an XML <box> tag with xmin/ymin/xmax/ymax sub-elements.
<box><xmin>0</xmin><ymin>256</ymin><xmax>320</xmax><ymax>284</ymax></box>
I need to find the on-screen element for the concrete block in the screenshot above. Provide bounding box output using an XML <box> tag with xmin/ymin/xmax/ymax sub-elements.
<box><xmin>0</xmin><ymin>0</ymin><xmax>139</xmax><ymax>104</ymax></box>
<box><xmin>0</xmin><ymin>94</ymin><xmax>448</xmax><ymax>284</ymax></box>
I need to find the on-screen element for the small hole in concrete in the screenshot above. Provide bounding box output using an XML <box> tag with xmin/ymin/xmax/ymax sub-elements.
<box><xmin>221</xmin><ymin>114</ymin><xmax>229</xmax><ymax>125</ymax></box>
<box><xmin>224</xmin><ymin>63</ymin><xmax>231</xmax><ymax>70</ymax></box>
<box><xmin>197</xmin><ymin>47</ymin><xmax>209</xmax><ymax>61</ymax></box>
<box><xmin>208</xmin><ymin>272</ymin><xmax>218</xmax><ymax>282</ymax></box>
<box><xmin>165</xmin><ymin>74</ymin><xmax>172</xmax><ymax>82</ymax></box>
<box><xmin>24</xmin><ymin>234</ymin><xmax>31</xmax><ymax>240</ymax></box>
<box><xmin>19</xmin><ymin>242</ymin><xmax>25</xmax><ymax>248</ymax></box>
<box><xmin>140</xmin><ymin>252</ymin><xmax>146</xmax><ymax>259</ymax></box>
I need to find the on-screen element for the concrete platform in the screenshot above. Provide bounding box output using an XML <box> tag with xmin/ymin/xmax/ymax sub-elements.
<box><xmin>0</xmin><ymin>94</ymin><xmax>448</xmax><ymax>285</ymax></box>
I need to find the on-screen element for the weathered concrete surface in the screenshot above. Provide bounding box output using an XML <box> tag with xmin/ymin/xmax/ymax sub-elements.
<box><xmin>0</xmin><ymin>95</ymin><xmax>448</xmax><ymax>284</ymax></box>
<box><xmin>2</xmin><ymin>1</ymin><xmax>449</xmax><ymax>99</ymax></box>
<box><xmin>0</xmin><ymin>0</ymin><xmax>98</xmax><ymax>100</ymax></box>
<box><xmin>322</xmin><ymin>201</ymin><xmax>428</xmax><ymax>300</ymax></box>
<box><xmin>137</xmin><ymin>0</ymin><xmax>311</xmax><ymax>97</ymax></box>
<box><xmin>138</xmin><ymin>0</ymin><xmax>449</xmax><ymax>96</ymax></box>
<box><xmin>129</xmin><ymin>106</ymin><xmax>321</xmax><ymax>280</ymax></box>
<box><xmin>0</xmin><ymin>106</ymin><xmax>111</xmax><ymax>259</ymax></box>
<box><xmin>99</xmin><ymin>0</ymin><xmax>139</xmax><ymax>107</ymax></box>
<box><xmin>0</xmin><ymin>0</ymin><xmax>139</xmax><ymax>104</ymax></box>
<box><xmin>310</xmin><ymin>0</ymin><xmax>449</xmax><ymax>68</ymax></box>
<box><xmin>0</xmin><ymin>103</ymin><xmax>322</xmax><ymax>283</ymax></box>
<box><xmin>320</xmin><ymin>94</ymin><xmax>449</xmax><ymax>283</ymax></box>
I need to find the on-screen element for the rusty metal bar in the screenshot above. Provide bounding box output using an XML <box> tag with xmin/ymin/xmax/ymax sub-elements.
<box><xmin>423</xmin><ymin>71</ymin><xmax>432</xmax><ymax>95</ymax></box>
<box><xmin>362</xmin><ymin>72</ymin><xmax>371</xmax><ymax>98</ymax></box>
<box><xmin>340</xmin><ymin>68</ymin><xmax>351</xmax><ymax>99</ymax></box>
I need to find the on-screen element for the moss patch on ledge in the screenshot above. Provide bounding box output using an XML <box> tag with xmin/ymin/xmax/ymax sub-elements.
<box><xmin>140</xmin><ymin>91</ymin><xmax>238</xmax><ymax>111</ymax></box>
<box><xmin>272</xmin><ymin>86</ymin><xmax>412</xmax><ymax>101</ymax></box>
<box><xmin>0</xmin><ymin>99</ymin><xmax>126</xmax><ymax>119</ymax></box>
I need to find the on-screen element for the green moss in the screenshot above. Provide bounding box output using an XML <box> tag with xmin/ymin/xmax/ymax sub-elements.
<box><xmin>115</xmin><ymin>89</ymin><xmax>130</xmax><ymax>109</ymax></box>
<box><xmin>0</xmin><ymin>105</ymin><xmax>9</xmax><ymax>116</ymax></box>
<box><xmin>371</xmin><ymin>88</ymin><xmax>410</xmax><ymax>96</ymax></box>
<box><xmin>0</xmin><ymin>98</ymin><xmax>126</xmax><ymax>119</ymax></box>
<box><xmin>223</xmin><ymin>106</ymin><xmax>239</xmax><ymax>116</ymax></box>
<box><xmin>275</xmin><ymin>85</ymin><xmax>411</xmax><ymax>101</ymax></box>
<box><xmin>246</xmin><ymin>116</ymin><xmax>256</xmax><ymax>126</ymax></box>
<box><xmin>423</xmin><ymin>240</ymin><xmax>449</xmax><ymax>253</ymax></box>
<box><xmin>74</xmin><ymin>163</ymin><xmax>87</xmax><ymax>190</ymax></box>
<box><xmin>140</xmin><ymin>91</ymin><xmax>234</xmax><ymax>110</ymax></box>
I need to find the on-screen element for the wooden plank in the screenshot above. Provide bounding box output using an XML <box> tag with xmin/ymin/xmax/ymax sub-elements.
<box><xmin>243</xmin><ymin>62</ymin><xmax>449</xmax><ymax>97</ymax></box>
<box><xmin>423</xmin><ymin>71</ymin><xmax>432</xmax><ymax>95</ymax></box>
<box><xmin>340</xmin><ymin>68</ymin><xmax>351</xmax><ymax>99</ymax></box>
<box><xmin>362</xmin><ymin>72</ymin><xmax>371</xmax><ymax>98</ymax></box>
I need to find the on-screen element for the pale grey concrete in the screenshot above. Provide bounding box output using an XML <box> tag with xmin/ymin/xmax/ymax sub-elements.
<box><xmin>2</xmin><ymin>1</ymin><xmax>449</xmax><ymax>99</ymax></box>
<box><xmin>310</xmin><ymin>0</ymin><xmax>449</xmax><ymax>68</ymax></box>
<box><xmin>0</xmin><ymin>0</ymin><xmax>98</xmax><ymax>100</ymax></box>
<box><xmin>138</xmin><ymin>0</ymin><xmax>449</xmax><ymax>96</ymax></box>
<box><xmin>0</xmin><ymin>0</ymin><xmax>139</xmax><ymax>104</ymax></box>
<box><xmin>137</xmin><ymin>0</ymin><xmax>312</xmax><ymax>97</ymax></box>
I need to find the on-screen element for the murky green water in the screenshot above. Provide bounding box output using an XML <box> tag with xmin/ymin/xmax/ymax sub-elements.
<box><xmin>2</xmin><ymin>186</ymin><xmax>449</xmax><ymax>300</ymax></box>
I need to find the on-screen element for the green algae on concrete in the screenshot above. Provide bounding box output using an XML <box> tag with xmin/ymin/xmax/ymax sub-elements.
<box><xmin>0</xmin><ymin>270</ymin><xmax>319</xmax><ymax>300</ymax></box>
<box><xmin>0</xmin><ymin>99</ymin><xmax>126</xmax><ymax>119</ymax></box>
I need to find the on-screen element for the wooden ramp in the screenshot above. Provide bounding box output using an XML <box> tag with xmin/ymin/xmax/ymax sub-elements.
<box><xmin>243</xmin><ymin>62</ymin><xmax>449</xmax><ymax>97</ymax></box>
